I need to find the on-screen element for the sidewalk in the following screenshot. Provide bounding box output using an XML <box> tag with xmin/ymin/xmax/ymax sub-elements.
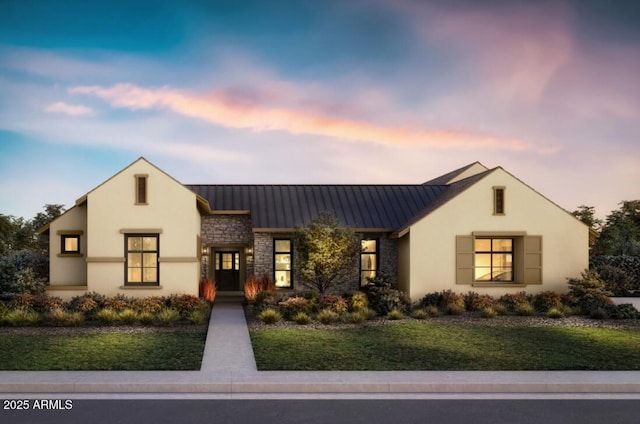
<box><xmin>1</xmin><ymin>301</ymin><xmax>640</xmax><ymax>397</ymax></box>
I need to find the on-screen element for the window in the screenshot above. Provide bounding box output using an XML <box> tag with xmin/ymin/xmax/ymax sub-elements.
<box><xmin>474</xmin><ymin>238</ymin><xmax>513</xmax><ymax>282</ymax></box>
<box><xmin>125</xmin><ymin>234</ymin><xmax>159</xmax><ymax>285</ymax></box>
<box><xmin>135</xmin><ymin>174</ymin><xmax>148</xmax><ymax>204</ymax></box>
<box><xmin>61</xmin><ymin>235</ymin><xmax>81</xmax><ymax>254</ymax></box>
<box><xmin>360</xmin><ymin>239</ymin><xmax>378</xmax><ymax>286</ymax></box>
<box><xmin>273</xmin><ymin>239</ymin><xmax>292</xmax><ymax>288</ymax></box>
<box><xmin>493</xmin><ymin>187</ymin><xmax>505</xmax><ymax>215</ymax></box>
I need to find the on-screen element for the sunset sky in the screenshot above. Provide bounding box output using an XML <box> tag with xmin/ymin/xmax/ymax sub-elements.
<box><xmin>1</xmin><ymin>0</ymin><xmax>638</xmax><ymax>220</ymax></box>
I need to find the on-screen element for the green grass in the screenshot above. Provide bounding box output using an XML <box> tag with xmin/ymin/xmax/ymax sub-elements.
<box><xmin>250</xmin><ymin>322</ymin><xmax>640</xmax><ymax>370</ymax></box>
<box><xmin>0</xmin><ymin>331</ymin><xmax>207</xmax><ymax>370</ymax></box>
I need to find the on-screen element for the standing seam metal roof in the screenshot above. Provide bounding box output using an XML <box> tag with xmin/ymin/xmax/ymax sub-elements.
<box><xmin>186</xmin><ymin>184</ymin><xmax>450</xmax><ymax>230</ymax></box>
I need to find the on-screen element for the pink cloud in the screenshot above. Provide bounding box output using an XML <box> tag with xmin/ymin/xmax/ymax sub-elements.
<box><xmin>44</xmin><ymin>101</ymin><xmax>94</xmax><ymax>116</ymax></box>
<box><xmin>70</xmin><ymin>83</ymin><xmax>528</xmax><ymax>150</ymax></box>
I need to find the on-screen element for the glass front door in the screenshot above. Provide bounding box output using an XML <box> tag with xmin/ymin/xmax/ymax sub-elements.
<box><xmin>215</xmin><ymin>251</ymin><xmax>240</xmax><ymax>291</ymax></box>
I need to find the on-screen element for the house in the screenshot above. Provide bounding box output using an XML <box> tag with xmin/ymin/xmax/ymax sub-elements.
<box><xmin>40</xmin><ymin>157</ymin><xmax>589</xmax><ymax>301</ymax></box>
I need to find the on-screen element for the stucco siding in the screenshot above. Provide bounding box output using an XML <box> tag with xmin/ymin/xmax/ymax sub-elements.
<box><xmin>407</xmin><ymin>168</ymin><xmax>588</xmax><ymax>301</ymax></box>
<box><xmin>48</xmin><ymin>205</ymin><xmax>87</xmax><ymax>286</ymax></box>
<box><xmin>85</xmin><ymin>159</ymin><xmax>201</xmax><ymax>297</ymax></box>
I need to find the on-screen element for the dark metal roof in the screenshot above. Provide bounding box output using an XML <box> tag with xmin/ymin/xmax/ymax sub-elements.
<box><xmin>187</xmin><ymin>184</ymin><xmax>449</xmax><ymax>230</ymax></box>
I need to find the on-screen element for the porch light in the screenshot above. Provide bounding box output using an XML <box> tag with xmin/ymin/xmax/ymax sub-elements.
<box><xmin>245</xmin><ymin>247</ymin><xmax>254</xmax><ymax>255</ymax></box>
<box><xmin>202</xmin><ymin>246</ymin><xmax>209</xmax><ymax>256</ymax></box>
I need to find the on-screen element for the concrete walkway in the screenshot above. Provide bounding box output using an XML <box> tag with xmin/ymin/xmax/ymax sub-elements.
<box><xmin>2</xmin><ymin>301</ymin><xmax>640</xmax><ymax>398</ymax></box>
<box><xmin>200</xmin><ymin>302</ymin><xmax>257</xmax><ymax>372</ymax></box>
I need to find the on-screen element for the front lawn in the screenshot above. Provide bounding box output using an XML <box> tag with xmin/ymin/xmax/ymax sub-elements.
<box><xmin>250</xmin><ymin>321</ymin><xmax>640</xmax><ymax>370</ymax></box>
<box><xmin>0</xmin><ymin>328</ymin><xmax>207</xmax><ymax>370</ymax></box>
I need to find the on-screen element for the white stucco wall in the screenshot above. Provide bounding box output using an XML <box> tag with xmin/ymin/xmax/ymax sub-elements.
<box><xmin>406</xmin><ymin>168</ymin><xmax>589</xmax><ymax>301</ymax></box>
<box><xmin>48</xmin><ymin>204</ymin><xmax>87</xmax><ymax>286</ymax></box>
<box><xmin>84</xmin><ymin>159</ymin><xmax>201</xmax><ymax>298</ymax></box>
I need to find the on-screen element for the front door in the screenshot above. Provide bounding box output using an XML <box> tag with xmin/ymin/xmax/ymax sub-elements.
<box><xmin>215</xmin><ymin>251</ymin><xmax>240</xmax><ymax>291</ymax></box>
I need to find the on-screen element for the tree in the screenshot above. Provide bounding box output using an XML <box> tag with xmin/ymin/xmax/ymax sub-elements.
<box><xmin>593</xmin><ymin>200</ymin><xmax>640</xmax><ymax>256</ymax></box>
<box><xmin>294</xmin><ymin>212</ymin><xmax>360</xmax><ymax>294</ymax></box>
<box><xmin>571</xmin><ymin>205</ymin><xmax>602</xmax><ymax>231</ymax></box>
<box><xmin>0</xmin><ymin>204</ymin><xmax>64</xmax><ymax>257</ymax></box>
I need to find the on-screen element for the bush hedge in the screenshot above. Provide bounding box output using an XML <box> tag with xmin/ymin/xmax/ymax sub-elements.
<box><xmin>590</xmin><ymin>256</ymin><xmax>640</xmax><ymax>296</ymax></box>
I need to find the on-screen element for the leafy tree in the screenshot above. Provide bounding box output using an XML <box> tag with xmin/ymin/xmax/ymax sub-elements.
<box><xmin>294</xmin><ymin>212</ymin><xmax>360</xmax><ymax>294</ymax></box>
<box><xmin>0</xmin><ymin>204</ymin><xmax>64</xmax><ymax>257</ymax></box>
<box><xmin>571</xmin><ymin>205</ymin><xmax>602</xmax><ymax>231</ymax></box>
<box><xmin>593</xmin><ymin>200</ymin><xmax>640</xmax><ymax>256</ymax></box>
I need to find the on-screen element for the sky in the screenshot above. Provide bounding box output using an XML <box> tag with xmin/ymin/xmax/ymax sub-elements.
<box><xmin>0</xmin><ymin>0</ymin><xmax>638</xmax><ymax>220</ymax></box>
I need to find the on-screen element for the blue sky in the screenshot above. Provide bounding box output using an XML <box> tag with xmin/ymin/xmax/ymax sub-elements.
<box><xmin>1</xmin><ymin>0</ymin><xmax>638</xmax><ymax>219</ymax></box>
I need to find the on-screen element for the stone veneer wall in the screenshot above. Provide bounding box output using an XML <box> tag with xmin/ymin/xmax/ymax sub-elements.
<box><xmin>252</xmin><ymin>231</ymin><xmax>398</xmax><ymax>294</ymax></box>
<box><xmin>200</xmin><ymin>215</ymin><xmax>254</xmax><ymax>279</ymax></box>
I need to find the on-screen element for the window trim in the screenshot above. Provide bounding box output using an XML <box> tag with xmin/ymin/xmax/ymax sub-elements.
<box><xmin>124</xmin><ymin>233</ymin><xmax>159</xmax><ymax>286</ymax></box>
<box><xmin>474</xmin><ymin>237</ymin><xmax>514</xmax><ymax>283</ymax></box>
<box><xmin>273</xmin><ymin>238</ymin><xmax>293</xmax><ymax>289</ymax></box>
<box><xmin>360</xmin><ymin>238</ymin><xmax>379</xmax><ymax>287</ymax></box>
<box><xmin>135</xmin><ymin>174</ymin><xmax>148</xmax><ymax>205</ymax></box>
<box><xmin>60</xmin><ymin>234</ymin><xmax>81</xmax><ymax>255</ymax></box>
<box><xmin>493</xmin><ymin>186</ymin><xmax>505</xmax><ymax>215</ymax></box>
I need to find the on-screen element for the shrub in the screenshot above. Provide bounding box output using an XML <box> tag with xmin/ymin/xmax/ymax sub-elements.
<box><xmin>386</xmin><ymin>309</ymin><xmax>405</xmax><ymax>320</ymax></box>
<box><xmin>156</xmin><ymin>308</ymin><xmax>180</xmax><ymax>326</ymax></box>
<box><xmin>132</xmin><ymin>296</ymin><xmax>165</xmax><ymax>314</ymax></box>
<box><xmin>481</xmin><ymin>307</ymin><xmax>498</xmax><ymax>318</ymax></box>
<box><xmin>591</xmin><ymin>256</ymin><xmax>640</xmax><ymax>296</ymax></box>
<box><xmin>167</xmin><ymin>294</ymin><xmax>201</xmax><ymax>318</ymax></box>
<box><xmin>95</xmin><ymin>308</ymin><xmax>120</xmax><ymax>324</ymax></box>
<box><xmin>532</xmin><ymin>291</ymin><xmax>563</xmax><ymax>312</ymax></box>
<box><xmin>567</xmin><ymin>270</ymin><xmax>613</xmax><ymax>313</ymax></box>
<box><xmin>320</xmin><ymin>295</ymin><xmax>348</xmax><ymax>313</ymax></box>
<box><xmin>293</xmin><ymin>312</ymin><xmax>311</xmax><ymax>325</ymax></box>
<box><xmin>611</xmin><ymin>304</ymin><xmax>639</xmax><ymax>320</ymax></box>
<box><xmin>118</xmin><ymin>308</ymin><xmax>139</xmax><ymax>324</ymax></box>
<box><xmin>104</xmin><ymin>294</ymin><xmax>131</xmax><ymax>312</ymax></box>
<box><xmin>498</xmin><ymin>292</ymin><xmax>532</xmax><ymax>312</ymax></box>
<box><xmin>363</xmin><ymin>274</ymin><xmax>410</xmax><ymax>315</ymax></box>
<box><xmin>0</xmin><ymin>250</ymin><xmax>48</xmax><ymax>300</ymax></box>
<box><xmin>493</xmin><ymin>304</ymin><xmax>508</xmax><ymax>315</ymax></box>
<box><xmin>32</xmin><ymin>294</ymin><xmax>64</xmax><ymax>313</ymax></box>
<box><xmin>515</xmin><ymin>303</ymin><xmax>535</xmax><ymax>316</ymax></box>
<box><xmin>0</xmin><ymin>301</ymin><xmax>8</xmax><ymax>318</ymax></box>
<box><xmin>464</xmin><ymin>292</ymin><xmax>495</xmax><ymax>311</ymax></box>
<box><xmin>244</xmin><ymin>274</ymin><xmax>275</xmax><ymax>303</ymax></box>
<box><xmin>66</xmin><ymin>311</ymin><xmax>85</xmax><ymax>326</ymax></box>
<box><xmin>138</xmin><ymin>311</ymin><xmax>155</xmax><ymax>325</ymax></box>
<box><xmin>3</xmin><ymin>309</ymin><xmax>41</xmax><ymax>326</ymax></box>
<box><xmin>345</xmin><ymin>311</ymin><xmax>367</xmax><ymax>323</ymax></box>
<box><xmin>546</xmin><ymin>308</ymin><xmax>565</xmax><ymax>319</ymax></box>
<box><xmin>48</xmin><ymin>308</ymin><xmax>72</xmax><ymax>326</ymax></box>
<box><xmin>361</xmin><ymin>307</ymin><xmax>377</xmax><ymax>320</ymax></box>
<box><xmin>424</xmin><ymin>305</ymin><xmax>440</xmax><ymax>317</ymax></box>
<box><xmin>420</xmin><ymin>290</ymin><xmax>465</xmax><ymax>310</ymax></box>
<box><xmin>253</xmin><ymin>290</ymin><xmax>281</xmax><ymax>311</ymax></box>
<box><xmin>278</xmin><ymin>296</ymin><xmax>310</xmax><ymax>320</ymax></box>
<box><xmin>68</xmin><ymin>292</ymin><xmax>105</xmax><ymax>318</ymax></box>
<box><xmin>589</xmin><ymin>307</ymin><xmax>609</xmax><ymax>320</ymax></box>
<box><xmin>258</xmin><ymin>308</ymin><xmax>282</xmax><ymax>324</ymax></box>
<box><xmin>347</xmin><ymin>292</ymin><xmax>369</xmax><ymax>312</ymax></box>
<box><xmin>187</xmin><ymin>309</ymin><xmax>208</xmax><ymax>325</ymax></box>
<box><xmin>559</xmin><ymin>304</ymin><xmax>576</xmax><ymax>316</ymax></box>
<box><xmin>316</xmin><ymin>309</ymin><xmax>339</xmax><ymax>325</ymax></box>
<box><xmin>446</xmin><ymin>303</ymin><xmax>466</xmax><ymax>315</ymax></box>
<box><xmin>411</xmin><ymin>309</ymin><xmax>428</xmax><ymax>320</ymax></box>
<box><xmin>199</xmin><ymin>277</ymin><xmax>217</xmax><ymax>303</ymax></box>
<box><xmin>10</xmin><ymin>293</ymin><xmax>36</xmax><ymax>311</ymax></box>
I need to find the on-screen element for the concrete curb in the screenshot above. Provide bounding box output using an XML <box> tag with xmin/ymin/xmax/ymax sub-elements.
<box><xmin>2</xmin><ymin>370</ymin><xmax>640</xmax><ymax>394</ymax></box>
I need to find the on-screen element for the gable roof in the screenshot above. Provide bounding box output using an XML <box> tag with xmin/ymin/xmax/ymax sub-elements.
<box><xmin>187</xmin><ymin>184</ymin><xmax>449</xmax><ymax>230</ymax></box>
<box><xmin>187</xmin><ymin>162</ymin><xmax>497</xmax><ymax>231</ymax></box>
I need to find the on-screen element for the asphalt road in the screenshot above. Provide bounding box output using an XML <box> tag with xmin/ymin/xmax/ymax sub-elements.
<box><xmin>2</xmin><ymin>399</ymin><xmax>639</xmax><ymax>424</ymax></box>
